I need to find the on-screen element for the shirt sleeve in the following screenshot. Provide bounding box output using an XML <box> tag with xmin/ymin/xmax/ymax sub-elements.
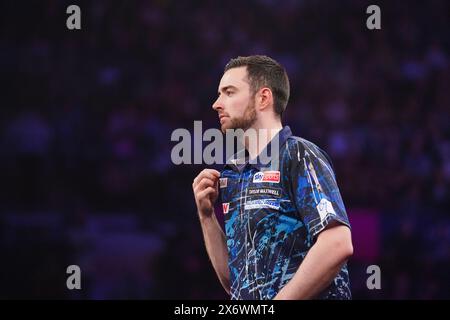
<box><xmin>289</xmin><ymin>141</ymin><xmax>351</xmax><ymax>239</ymax></box>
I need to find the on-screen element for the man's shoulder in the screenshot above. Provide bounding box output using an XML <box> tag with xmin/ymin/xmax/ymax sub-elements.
<box><xmin>283</xmin><ymin>135</ymin><xmax>335</xmax><ymax>170</ymax></box>
<box><xmin>283</xmin><ymin>135</ymin><xmax>322</xmax><ymax>158</ymax></box>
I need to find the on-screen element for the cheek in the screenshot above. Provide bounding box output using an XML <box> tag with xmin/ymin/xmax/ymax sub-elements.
<box><xmin>229</xmin><ymin>97</ymin><xmax>249</xmax><ymax>116</ymax></box>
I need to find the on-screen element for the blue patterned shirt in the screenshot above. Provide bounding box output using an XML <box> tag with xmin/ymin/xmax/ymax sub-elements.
<box><xmin>219</xmin><ymin>126</ymin><xmax>351</xmax><ymax>300</ymax></box>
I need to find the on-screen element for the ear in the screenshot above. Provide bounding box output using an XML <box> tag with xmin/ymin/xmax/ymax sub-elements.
<box><xmin>258</xmin><ymin>87</ymin><xmax>273</xmax><ymax>111</ymax></box>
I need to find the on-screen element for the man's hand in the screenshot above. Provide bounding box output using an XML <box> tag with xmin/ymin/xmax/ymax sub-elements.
<box><xmin>192</xmin><ymin>169</ymin><xmax>220</xmax><ymax>219</ymax></box>
<box><xmin>192</xmin><ymin>169</ymin><xmax>230</xmax><ymax>294</ymax></box>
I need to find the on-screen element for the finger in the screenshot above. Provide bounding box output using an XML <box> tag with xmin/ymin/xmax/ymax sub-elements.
<box><xmin>202</xmin><ymin>169</ymin><xmax>220</xmax><ymax>181</ymax></box>
<box><xmin>207</xmin><ymin>169</ymin><xmax>221</xmax><ymax>177</ymax></box>
<box><xmin>193</xmin><ymin>174</ymin><xmax>201</xmax><ymax>188</ymax></box>
<box><xmin>197</xmin><ymin>186</ymin><xmax>217</xmax><ymax>200</ymax></box>
<box><xmin>194</xmin><ymin>178</ymin><xmax>215</xmax><ymax>194</ymax></box>
<box><xmin>193</xmin><ymin>169</ymin><xmax>220</xmax><ymax>188</ymax></box>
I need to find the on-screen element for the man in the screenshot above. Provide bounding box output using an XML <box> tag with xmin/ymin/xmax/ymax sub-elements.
<box><xmin>192</xmin><ymin>55</ymin><xmax>353</xmax><ymax>300</ymax></box>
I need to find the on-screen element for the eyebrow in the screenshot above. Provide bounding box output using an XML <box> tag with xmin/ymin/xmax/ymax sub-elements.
<box><xmin>218</xmin><ymin>85</ymin><xmax>238</xmax><ymax>95</ymax></box>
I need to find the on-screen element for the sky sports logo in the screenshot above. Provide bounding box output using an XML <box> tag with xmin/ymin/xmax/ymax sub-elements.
<box><xmin>253</xmin><ymin>171</ymin><xmax>280</xmax><ymax>183</ymax></box>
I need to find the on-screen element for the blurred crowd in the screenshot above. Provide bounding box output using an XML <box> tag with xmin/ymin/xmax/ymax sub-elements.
<box><xmin>0</xmin><ymin>0</ymin><xmax>449</xmax><ymax>299</ymax></box>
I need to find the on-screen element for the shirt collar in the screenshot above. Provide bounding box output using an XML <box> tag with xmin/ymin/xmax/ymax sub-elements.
<box><xmin>225</xmin><ymin>126</ymin><xmax>293</xmax><ymax>172</ymax></box>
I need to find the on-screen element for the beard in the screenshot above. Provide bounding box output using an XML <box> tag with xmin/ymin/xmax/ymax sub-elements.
<box><xmin>221</xmin><ymin>99</ymin><xmax>257</xmax><ymax>133</ymax></box>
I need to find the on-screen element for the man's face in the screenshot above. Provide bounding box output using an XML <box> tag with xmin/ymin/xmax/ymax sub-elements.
<box><xmin>212</xmin><ymin>67</ymin><xmax>257</xmax><ymax>133</ymax></box>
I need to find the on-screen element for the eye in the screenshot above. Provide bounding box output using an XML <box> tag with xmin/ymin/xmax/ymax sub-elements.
<box><xmin>226</xmin><ymin>90</ymin><xmax>234</xmax><ymax>96</ymax></box>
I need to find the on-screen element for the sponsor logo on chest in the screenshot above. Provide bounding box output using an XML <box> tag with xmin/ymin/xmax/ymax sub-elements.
<box><xmin>244</xmin><ymin>198</ymin><xmax>280</xmax><ymax>210</ymax></box>
<box><xmin>252</xmin><ymin>171</ymin><xmax>280</xmax><ymax>183</ymax></box>
<box><xmin>219</xmin><ymin>178</ymin><xmax>227</xmax><ymax>188</ymax></box>
<box><xmin>247</xmin><ymin>187</ymin><xmax>281</xmax><ymax>198</ymax></box>
<box><xmin>222</xmin><ymin>203</ymin><xmax>229</xmax><ymax>214</ymax></box>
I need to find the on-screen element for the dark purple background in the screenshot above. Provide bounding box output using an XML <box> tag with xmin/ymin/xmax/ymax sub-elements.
<box><xmin>0</xmin><ymin>0</ymin><xmax>449</xmax><ymax>299</ymax></box>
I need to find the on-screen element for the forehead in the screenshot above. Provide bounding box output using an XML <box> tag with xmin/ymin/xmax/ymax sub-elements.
<box><xmin>218</xmin><ymin>66</ymin><xmax>250</xmax><ymax>91</ymax></box>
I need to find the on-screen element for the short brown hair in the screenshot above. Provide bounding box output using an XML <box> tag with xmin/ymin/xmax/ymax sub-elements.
<box><xmin>224</xmin><ymin>55</ymin><xmax>290</xmax><ymax>118</ymax></box>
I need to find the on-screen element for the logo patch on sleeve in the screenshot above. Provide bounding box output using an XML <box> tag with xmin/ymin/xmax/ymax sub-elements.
<box><xmin>222</xmin><ymin>203</ymin><xmax>229</xmax><ymax>214</ymax></box>
<box><xmin>219</xmin><ymin>178</ymin><xmax>228</xmax><ymax>188</ymax></box>
<box><xmin>253</xmin><ymin>171</ymin><xmax>280</xmax><ymax>183</ymax></box>
<box><xmin>316</xmin><ymin>198</ymin><xmax>336</xmax><ymax>221</ymax></box>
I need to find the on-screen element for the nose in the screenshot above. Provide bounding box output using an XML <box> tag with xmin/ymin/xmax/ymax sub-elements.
<box><xmin>212</xmin><ymin>97</ymin><xmax>223</xmax><ymax>111</ymax></box>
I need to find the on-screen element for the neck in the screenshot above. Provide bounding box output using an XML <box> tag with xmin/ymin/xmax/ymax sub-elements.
<box><xmin>243</xmin><ymin>118</ymin><xmax>283</xmax><ymax>161</ymax></box>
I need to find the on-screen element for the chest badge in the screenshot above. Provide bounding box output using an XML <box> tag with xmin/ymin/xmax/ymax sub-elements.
<box><xmin>253</xmin><ymin>171</ymin><xmax>280</xmax><ymax>183</ymax></box>
<box><xmin>219</xmin><ymin>178</ymin><xmax>228</xmax><ymax>188</ymax></box>
<box><xmin>222</xmin><ymin>203</ymin><xmax>229</xmax><ymax>214</ymax></box>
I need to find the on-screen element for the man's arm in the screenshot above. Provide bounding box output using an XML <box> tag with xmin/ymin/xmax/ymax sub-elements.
<box><xmin>273</xmin><ymin>224</ymin><xmax>353</xmax><ymax>300</ymax></box>
<box><xmin>199</xmin><ymin>212</ymin><xmax>230</xmax><ymax>295</ymax></box>
<box><xmin>283</xmin><ymin>141</ymin><xmax>353</xmax><ymax>300</ymax></box>
<box><xmin>193</xmin><ymin>169</ymin><xmax>230</xmax><ymax>295</ymax></box>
